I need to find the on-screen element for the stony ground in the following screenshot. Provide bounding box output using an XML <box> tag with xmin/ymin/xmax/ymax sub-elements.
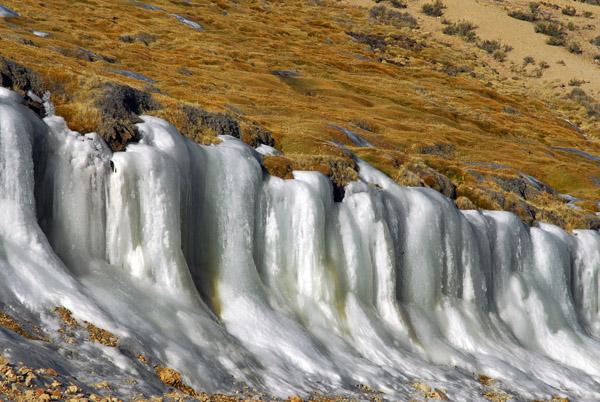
<box><xmin>0</xmin><ymin>308</ymin><xmax>572</xmax><ymax>402</ymax></box>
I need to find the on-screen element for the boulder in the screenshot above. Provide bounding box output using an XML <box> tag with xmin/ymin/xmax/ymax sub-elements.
<box><xmin>182</xmin><ymin>105</ymin><xmax>241</xmax><ymax>138</ymax></box>
<box><xmin>0</xmin><ymin>55</ymin><xmax>43</xmax><ymax>96</ymax></box>
<box><xmin>95</xmin><ymin>82</ymin><xmax>162</xmax><ymax>151</ymax></box>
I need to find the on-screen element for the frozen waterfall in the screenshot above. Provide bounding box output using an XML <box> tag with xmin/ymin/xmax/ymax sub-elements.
<box><xmin>2</xmin><ymin>87</ymin><xmax>600</xmax><ymax>401</ymax></box>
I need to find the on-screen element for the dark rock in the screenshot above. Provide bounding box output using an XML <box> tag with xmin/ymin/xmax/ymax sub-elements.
<box><xmin>177</xmin><ymin>66</ymin><xmax>192</xmax><ymax>76</ymax></box>
<box><xmin>119</xmin><ymin>33</ymin><xmax>157</xmax><ymax>46</ymax></box>
<box><xmin>467</xmin><ymin>169</ymin><xmax>485</xmax><ymax>183</ymax></box>
<box><xmin>243</xmin><ymin>121</ymin><xmax>274</xmax><ymax>147</ymax></box>
<box><xmin>272</xmin><ymin>70</ymin><xmax>301</xmax><ymax>78</ymax></box>
<box><xmin>182</xmin><ymin>105</ymin><xmax>241</xmax><ymax>138</ymax></box>
<box><xmin>50</xmin><ymin>46</ymin><xmax>95</xmax><ymax>62</ymax></box>
<box><xmin>481</xmin><ymin>186</ymin><xmax>505</xmax><ymax>207</ymax></box>
<box><xmin>502</xmin><ymin>106</ymin><xmax>521</xmax><ymax>115</ymax></box>
<box><xmin>584</xmin><ymin>214</ymin><xmax>600</xmax><ymax>230</ymax></box>
<box><xmin>333</xmin><ymin>184</ymin><xmax>345</xmax><ymax>202</ymax></box>
<box><xmin>25</xmin><ymin>91</ymin><xmax>45</xmax><ymax>117</ymax></box>
<box><xmin>492</xmin><ymin>176</ymin><xmax>541</xmax><ymax>201</ymax></box>
<box><xmin>95</xmin><ymin>82</ymin><xmax>162</xmax><ymax>151</ymax></box>
<box><xmin>350</xmin><ymin>120</ymin><xmax>372</xmax><ymax>132</ymax></box>
<box><xmin>0</xmin><ymin>55</ymin><xmax>44</xmax><ymax>96</ymax></box>
<box><xmin>506</xmin><ymin>199</ymin><xmax>539</xmax><ymax>225</ymax></box>
<box><xmin>417</xmin><ymin>143</ymin><xmax>456</xmax><ymax>159</ymax></box>
<box><xmin>144</xmin><ymin>84</ymin><xmax>167</xmax><ymax>95</ymax></box>
<box><xmin>412</xmin><ymin>166</ymin><xmax>456</xmax><ymax>199</ymax></box>
<box><xmin>119</xmin><ymin>35</ymin><xmax>135</xmax><ymax>43</ymax></box>
<box><xmin>50</xmin><ymin>46</ymin><xmax>117</xmax><ymax>63</ymax></box>
<box><xmin>20</xmin><ymin>38</ymin><xmax>38</xmax><ymax>47</ymax></box>
<box><xmin>77</xmin><ymin>47</ymin><xmax>118</xmax><ymax>63</ymax></box>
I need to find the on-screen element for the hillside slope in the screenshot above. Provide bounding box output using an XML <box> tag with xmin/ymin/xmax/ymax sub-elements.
<box><xmin>0</xmin><ymin>0</ymin><xmax>598</xmax><ymax>230</ymax></box>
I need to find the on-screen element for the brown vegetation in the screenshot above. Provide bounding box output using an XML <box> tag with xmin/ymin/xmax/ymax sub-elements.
<box><xmin>0</xmin><ymin>0</ymin><xmax>598</xmax><ymax>234</ymax></box>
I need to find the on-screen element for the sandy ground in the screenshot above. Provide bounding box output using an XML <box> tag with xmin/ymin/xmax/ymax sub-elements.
<box><xmin>341</xmin><ymin>0</ymin><xmax>600</xmax><ymax>97</ymax></box>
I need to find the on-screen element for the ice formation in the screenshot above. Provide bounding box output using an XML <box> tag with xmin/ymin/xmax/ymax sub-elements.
<box><xmin>2</xmin><ymin>88</ymin><xmax>600</xmax><ymax>401</ymax></box>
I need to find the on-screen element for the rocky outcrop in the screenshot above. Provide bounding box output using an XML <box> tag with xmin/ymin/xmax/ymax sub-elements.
<box><xmin>95</xmin><ymin>83</ymin><xmax>162</xmax><ymax>152</ymax></box>
<box><xmin>0</xmin><ymin>56</ymin><xmax>53</xmax><ymax>117</ymax></box>
<box><xmin>242</xmin><ymin>121</ymin><xmax>274</xmax><ymax>147</ymax></box>
<box><xmin>411</xmin><ymin>166</ymin><xmax>457</xmax><ymax>199</ymax></box>
<box><xmin>182</xmin><ymin>105</ymin><xmax>241</xmax><ymax>138</ymax></box>
<box><xmin>0</xmin><ymin>56</ymin><xmax>43</xmax><ymax>96</ymax></box>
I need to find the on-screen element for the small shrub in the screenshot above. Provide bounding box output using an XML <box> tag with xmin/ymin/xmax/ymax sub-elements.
<box><xmin>539</xmin><ymin>61</ymin><xmax>550</xmax><ymax>69</ymax></box>
<box><xmin>529</xmin><ymin>2</ymin><xmax>540</xmax><ymax>13</ymax></box>
<box><xmin>567</xmin><ymin>21</ymin><xmax>577</xmax><ymax>31</ymax></box>
<box><xmin>567</xmin><ymin>88</ymin><xmax>600</xmax><ymax>117</ymax></box>
<box><xmin>422</xmin><ymin>0</ymin><xmax>446</xmax><ymax>17</ymax></box>
<box><xmin>591</xmin><ymin>35</ymin><xmax>600</xmax><ymax>47</ymax></box>
<box><xmin>478</xmin><ymin>39</ymin><xmax>501</xmax><ymax>53</ymax></box>
<box><xmin>569</xmin><ymin>78</ymin><xmax>585</xmax><ymax>86</ymax></box>
<box><xmin>389</xmin><ymin>0</ymin><xmax>407</xmax><ymax>8</ymax></box>
<box><xmin>534</xmin><ymin>21</ymin><xmax>564</xmax><ymax>37</ymax></box>
<box><xmin>443</xmin><ymin>20</ymin><xmax>478</xmax><ymax>42</ymax></box>
<box><xmin>351</xmin><ymin>120</ymin><xmax>373</xmax><ymax>132</ymax></box>
<box><xmin>567</xmin><ymin>42</ymin><xmax>583</xmax><ymax>54</ymax></box>
<box><xmin>557</xmin><ymin>59</ymin><xmax>566</xmax><ymax>65</ymax></box>
<box><xmin>508</xmin><ymin>10</ymin><xmax>538</xmax><ymax>21</ymax></box>
<box><xmin>369</xmin><ymin>5</ymin><xmax>418</xmax><ymax>28</ymax></box>
<box><xmin>370</xmin><ymin>5</ymin><xmax>388</xmax><ymax>19</ymax></box>
<box><xmin>493</xmin><ymin>50</ymin><xmax>506</xmax><ymax>62</ymax></box>
<box><xmin>478</xmin><ymin>40</ymin><xmax>512</xmax><ymax>57</ymax></box>
<box><xmin>439</xmin><ymin>62</ymin><xmax>473</xmax><ymax>76</ymax></box>
<box><xmin>583</xmin><ymin>11</ymin><xmax>593</xmax><ymax>18</ymax></box>
<box><xmin>523</xmin><ymin>56</ymin><xmax>535</xmax><ymax>66</ymax></box>
<box><xmin>546</xmin><ymin>36</ymin><xmax>566</xmax><ymax>46</ymax></box>
<box><xmin>562</xmin><ymin>6</ymin><xmax>576</xmax><ymax>16</ymax></box>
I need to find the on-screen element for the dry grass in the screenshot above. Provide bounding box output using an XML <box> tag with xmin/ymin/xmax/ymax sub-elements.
<box><xmin>0</xmin><ymin>0</ymin><xmax>598</xmax><ymax>229</ymax></box>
